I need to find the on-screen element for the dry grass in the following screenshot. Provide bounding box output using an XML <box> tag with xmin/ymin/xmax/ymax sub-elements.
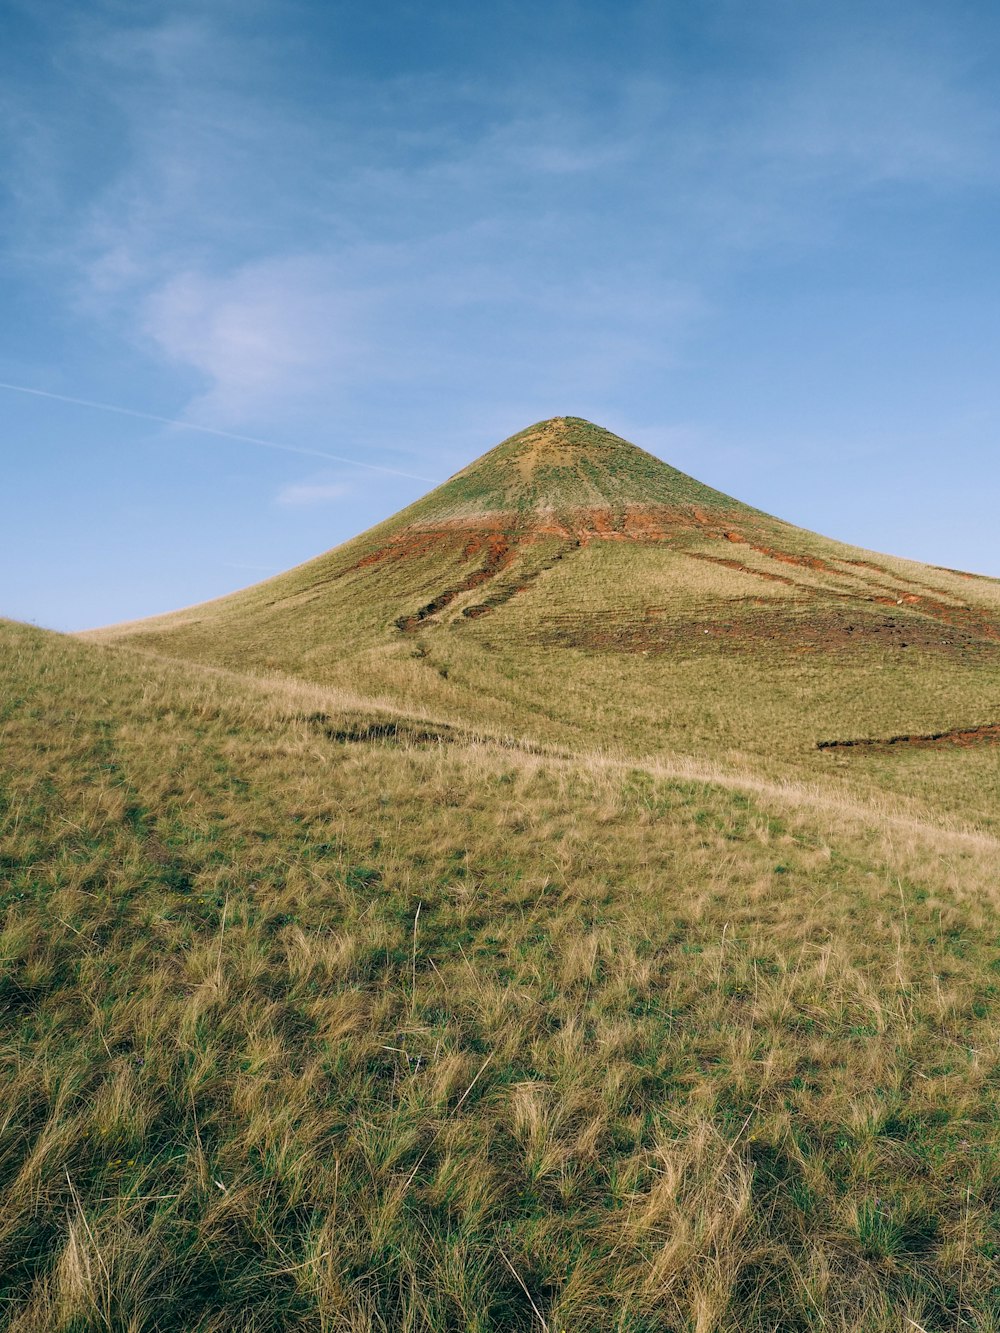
<box><xmin>16</xmin><ymin>420</ymin><xmax>1000</xmax><ymax>1327</ymax></box>
<box><xmin>84</xmin><ymin>431</ymin><xmax>1000</xmax><ymax>833</ymax></box>
<box><xmin>4</xmin><ymin>619</ymin><xmax>1000</xmax><ymax>1330</ymax></box>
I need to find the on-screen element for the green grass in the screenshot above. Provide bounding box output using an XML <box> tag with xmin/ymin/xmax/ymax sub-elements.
<box><xmin>4</xmin><ymin>619</ymin><xmax>1000</xmax><ymax>1330</ymax></box>
<box><xmin>7</xmin><ymin>418</ymin><xmax>1000</xmax><ymax>1329</ymax></box>
<box><xmin>88</xmin><ymin>418</ymin><xmax>1000</xmax><ymax>828</ymax></box>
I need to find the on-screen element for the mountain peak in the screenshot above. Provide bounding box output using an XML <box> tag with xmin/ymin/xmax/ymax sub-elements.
<box><xmin>399</xmin><ymin>417</ymin><xmax>751</xmax><ymax>527</ymax></box>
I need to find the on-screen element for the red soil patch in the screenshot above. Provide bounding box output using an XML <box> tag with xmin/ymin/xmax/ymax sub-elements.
<box><xmin>752</xmin><ymin>545</ymin><xmax>828</xmax><ymax>572</ymax></box>
<box><xmin>332</xmin><ymin>507</ymin><xmax>1000</xmax><ymax>647</ymax></box>
<box><xmin>348</xmin><ymin>531</ymin><xmax>448</xmax><ymax>571</ymax></box>
<box><xmin>689</xmin><ymin>540</ymin><xmax>1000</xmax><ymax>649</ymax></box>
<box><xmin>395</xmin><ymin>531</ymin><xmax>517</xmax><ymax>633</ymax></box>
<box><xmin>686</xmin><ymin>552</ymin><xmax>799</xmax><ymax>587</ymax></box>
<box><xmin>341</xmin><ymin>506</ymin><xmax>747</xmax><ymax>632</ymax></box>
<box><xmin>346</xmin><ymin>507</ymin><xmax>746</xmax><ymax>583</ymax></box>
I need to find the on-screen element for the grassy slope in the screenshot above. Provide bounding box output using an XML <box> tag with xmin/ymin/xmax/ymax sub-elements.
<box><xmin>4</xmin><ymin>618</ymin><xmax>1000</xmax><ymax>1332</ymax></box>
<box><xmin>89</xmin><ymin>418</ymin><xmax>1000</xmax><ymax>826</ymax></box>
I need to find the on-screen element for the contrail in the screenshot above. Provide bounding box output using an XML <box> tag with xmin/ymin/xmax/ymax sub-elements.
<box><xmin>0</xmin><ymin>381</ymin><xmax>438</xmax><ymax>484</ymax></box>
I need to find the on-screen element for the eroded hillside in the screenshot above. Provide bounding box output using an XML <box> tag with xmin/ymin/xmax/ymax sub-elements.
<box><xmin>88</xmin><ymin>418</ymin><xmax>1000</xmax><ymax>820</ymax></box>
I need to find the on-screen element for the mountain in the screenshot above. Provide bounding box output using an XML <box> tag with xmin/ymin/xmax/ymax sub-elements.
<box><xmin>92</xmin><ymin>417</ymin><xmax>1000</xmax><ymax>777</ymax></box>
<box><xmin>93</xmin><ymin>416</ymin><xmax>764</xmax><ymax>645</ymax></box>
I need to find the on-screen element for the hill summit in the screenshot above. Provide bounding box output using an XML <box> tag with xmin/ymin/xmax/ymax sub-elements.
<box><xmin>397</xmin><ymin>416</ymin><xmax>752</xmax><ymax>528</ymax></box>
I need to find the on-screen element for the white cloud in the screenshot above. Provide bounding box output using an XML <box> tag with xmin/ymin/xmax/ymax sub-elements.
<box><xmin>9</xmin><ymin>0</ymin><xmax>1000</xmax><ymax>452</ymax></box>
<box><xmin>275</xmin><ymin>479</ymin><xmax>353</xmax><ymax>507</ymax></box>
<box><xmin>141</xmin><ymin>256</ymin><xmax>364</xmax><ymax>427</ymax></box>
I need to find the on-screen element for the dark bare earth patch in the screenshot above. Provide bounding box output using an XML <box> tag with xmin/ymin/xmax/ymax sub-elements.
<box><xmin>395</xmin><ymin>532</ymin><xmax>517</xmax><ymax>632</ymax></box>
<box><xmin>817</xmin><ymin>724</ymin><xmax>1000</xmax><ymax>752</ymax></box>
<box><xmin>531</xmin><ymin>602</ymin><xmax>1000</xmax><ymax>659</ymax></box>
<box><xmin>304</xmin><ymin>713</ymin><xmax>458</xmax><ymax>746</ymax></box>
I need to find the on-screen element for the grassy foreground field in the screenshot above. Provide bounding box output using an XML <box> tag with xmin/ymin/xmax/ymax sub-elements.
<box><xmin>4</xmin><ymin>617</ymin><xmax>1000</xmax><ymax>1331</ymax></box>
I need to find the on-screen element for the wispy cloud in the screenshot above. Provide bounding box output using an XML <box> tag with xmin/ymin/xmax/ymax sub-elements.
<box><xmin>0</xmin><ymin>382</ymin><xmax>437</xmax><ymax>482</ymax></box>
<box><xmin>275</xmin><ymin>479</ymin><xmax>353</xmax><ymax>507</ymax></box>
<box><xmin>14</xmin><ymin>10</ymin><xmax>707</xmax><ymax>432</ymax></box>
<box><xmin>141</xmin><ymin>257</ymin><xmax>365</xmax><ymax>427</ymax></box>
<box><xmin>5</xmin><ymin>1</ymin><xmax>1000</xmax><ymax>448</ymax></box>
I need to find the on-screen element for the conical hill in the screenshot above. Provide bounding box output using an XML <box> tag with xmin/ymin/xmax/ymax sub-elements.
<box><xmin>91</xmin><ymin>417</ymin><xmax>1000</xmax><ymax>761</ymax></box>
<box><xmin>91</xmin><ymin>416</ymin><xmax>779</xmax><ymax>659</ymax></box>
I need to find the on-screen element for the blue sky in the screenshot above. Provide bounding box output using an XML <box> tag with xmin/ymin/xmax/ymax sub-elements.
<box><xmin>3</xmin><ymin>0</ymin><xmax>999</xmax><ymax>630</ymax></box>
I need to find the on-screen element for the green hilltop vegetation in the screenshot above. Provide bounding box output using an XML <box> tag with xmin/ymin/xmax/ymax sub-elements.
<box><xmin>4</xmin><ymin>417</ymin><xmax>1000</xmax><ymax>1331</ymax></box>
